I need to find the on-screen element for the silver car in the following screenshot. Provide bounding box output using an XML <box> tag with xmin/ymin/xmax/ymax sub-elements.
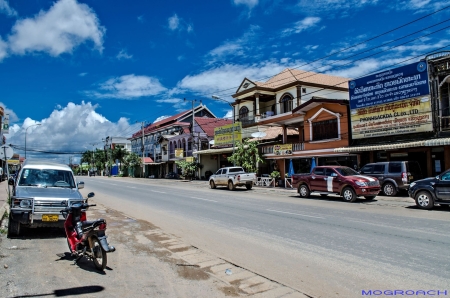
<box><xmin>8</xmin><ymin>160</ymin><xmax>85</xmax><ymax>237</ymax></box>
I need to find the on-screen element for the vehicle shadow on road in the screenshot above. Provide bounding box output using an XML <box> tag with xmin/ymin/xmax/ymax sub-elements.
<box><xmin>405</xmin><ymin>205</ymin><xmax>450</xmax><ymax>212</ymax></box>
<box><xmin>10</xmin><ymin>285</ymin><xmax>105</xmax><ymax>297</ymax></box>
<box><xmin>7</xmin><ymin>227</ymin><xmax>66</xmax><ymax>240</ymax></box>
<box><xmin>290</xmin><ymin>194</ymin><xmax>380</xmax><ymax>204</ymax></box>
<box><xmin>54</xmin><ymin>252</ymin><xmax>110</xmax><ymax>274</ymax></box>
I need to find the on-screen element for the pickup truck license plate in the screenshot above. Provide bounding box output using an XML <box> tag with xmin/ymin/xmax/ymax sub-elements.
<box><xmin>42</xmin><ymin>214</ymin><xmax>59</xmax><ymax>222</ymax></box>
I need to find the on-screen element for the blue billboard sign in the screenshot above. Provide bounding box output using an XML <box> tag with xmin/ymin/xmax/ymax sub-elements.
<box><xmin>348</xmin><ymin>61</ymin><xmax>429</xmax><ymax>109</ymax></box>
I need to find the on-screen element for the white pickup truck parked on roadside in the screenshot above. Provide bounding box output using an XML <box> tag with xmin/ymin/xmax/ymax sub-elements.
<box><xmin>209</xmin><ymin>167</ymin><xmax>257</xmax><ymax>190</ymax></box>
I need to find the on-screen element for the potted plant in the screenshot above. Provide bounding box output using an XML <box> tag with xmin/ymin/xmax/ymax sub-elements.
<box><xmin>270</xmin><ymin>171</ymin><xmax>281</xmax><ymax>186</ymax></box>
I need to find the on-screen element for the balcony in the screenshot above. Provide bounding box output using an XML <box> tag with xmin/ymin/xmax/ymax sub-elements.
<box><xmin>261</xmin><ymin>143</ymin><xmax>304</xmax><ymax>154</ymax></box>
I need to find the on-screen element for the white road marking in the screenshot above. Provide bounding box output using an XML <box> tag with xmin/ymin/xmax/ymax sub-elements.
<box><xmin>267</xmin><ymin>209</ymin><xmax>325</xmax><ymax>219</ymax></box>
<box><xmin>151</xmin><ymin>190</ymin><xmax>166</xmax><ymax>194</ymax></box>
<box><xmin>190</xmin><ymin>197</ymin><xmax>218</xmax><ymax>203</ymax></box>
<box><xmin>127</xmin><ymin>186</ymin><xmax>136</xmax><ymax>189</ymax></box>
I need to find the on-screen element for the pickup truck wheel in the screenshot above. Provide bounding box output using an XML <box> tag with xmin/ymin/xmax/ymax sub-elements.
<box><xmin>228</xmin><ymin>181</ymin><xmax>236</xmax><ymax>191</ymax></box>
<box><xmin>8</xmin><ymin>217</ymin><xmax>20</xmax><ymax>237</ymax></box>
<box><xmin>209</xmin><ymin>180</ymin><xmax>216</xmax><ymax>189</ymax></box>
<box><xmin>245</xmin><ymin>184</ymin><xmax>252</xmax><ymax>190</ymax></box>
<box><xmin>382</xmin><ymin>182</ymin><xmax>397</xmax><ymax>196</ymax></box>
<box><xmin>415</xmin><ymin>191</ymin><xmax>434</xmax><ymax>210</ymax></box>
<box><xmin>342</xmin><ymin>187</ymin><xmax>357</xmax><ymax>202</ymax></box>
<box><xmin>364</xmin><ymin>196</ymin><xmax>376</xmax><ymax>200</ymax></box>
<box><xmin>298</xmin><ymin>184</ymin><xmax>310</xmax><ymax>198</ymax></box>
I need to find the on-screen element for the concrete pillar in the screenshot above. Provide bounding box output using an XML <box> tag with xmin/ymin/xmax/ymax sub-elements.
<box><xmin>445</xmin><ymin>145</ymin><xmax>450</xmax><ymax>171</ymax></box>
<box><xmin>296</xmin><ymin>85</ymin><xmax>302</xmax><ymax>107</ymax></box>
<box><xmin>255</xmin><ymin>93</ymin><xmax>260</xmax><ymax>116</ymax></box>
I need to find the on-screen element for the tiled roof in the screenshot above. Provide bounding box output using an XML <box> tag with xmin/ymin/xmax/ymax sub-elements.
<box><xmin>132</xmin><ymin>110</ymin><xmax>192</xmax><ymax>138</ymax></box>
<box><xmin>195</xmin><ymin>117</ymin><xmax>232</xmax><ymax>137</ymax></box>
<box><xmin>256</xmin><ymin>68</ymin><xmax>349</xmax><ymax>89</ymax></box>
<box><xmin>142</xmin><ymin>157</ymin><xmax>154</xmax><ymax>164</ymax></box>
<box><xmin>249</xmin><ymin>127</ymin><xmax>298</xmax><ymax>141</ymax></box>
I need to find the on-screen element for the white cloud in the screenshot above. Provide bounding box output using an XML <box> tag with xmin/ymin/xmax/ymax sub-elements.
<box><xmin>0</xmin><ymin>37</ymin><xmax>7</xmax><ymax>60</ymax></box>
<box><xmin>116</xmin><ymin>49</ymin><xmax>133</xmax><ymax>60</ymax></box>
<box><xmin>281</xmin><ymin>17</ymin><xmax>321</xmax><ymax>37</ymax></box>
<box><xmin>207</xmin><ymin>25</ymin><xmax>260</xmax><ymax>61</ymax></box>
<box><xmin>153</xmin><ymin>115</ymin><xmax>172</xmax><ymax>123</ymax></box>
<box><xmin>0</xmin><ymin>101</ymin><xmax>19</xmax><ymax>122</ymax></box>
<box><xmin>137</xmin><ymin>15</ymin><xmax>144</xmax><ymax>23</ymax></box>
<box><xmin>6</xmin><ymin>102</ymin><xmax>134</xmax><ymax>163</ymax></box>
<box><xmin>167</xmin><ymin>13</ymin><xmax>193</xmax><ymax>33</ymax></box>
<box><xmin>295</xmin><ymin>0</ymin><xmax>379</xmax><ymax>14</ymax></box>
<box><xmin>0</xmin><ymin>0</ymin><xmax>17</xmax><ymax>17</ymax></box>
<box><xmin>89</xmin><ymin>74</ymin><xmax>167</xmax><ymax>99</ymax></box>
<box><xmin>174</xmin><ymin>61</ymin><xmax>297</xmax><ymax>99</ymax></box>
<box><xmin>233</xmin><ymin>0</ymin><xmax>259</xmax><ymax>9</ymax></box>
<box><xmin>8</xmin><ymin>0</ymin><xmax>105</xmax><ymax>56</ymax></box>
<box><xmin>79</xmin><ymin>72</ymin><xmax>88</xmax><ymax>77</ymax></box>
<box><xmin>168</xmin><ymin>14</ymin><xmax>180</xmax><ymax>30</ymax></box>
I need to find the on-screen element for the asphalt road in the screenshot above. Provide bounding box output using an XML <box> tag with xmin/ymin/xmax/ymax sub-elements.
<box><xmin>81</xmin><ymin>176</ymin><xmax>450</xmax><ymax>298</ymax></box>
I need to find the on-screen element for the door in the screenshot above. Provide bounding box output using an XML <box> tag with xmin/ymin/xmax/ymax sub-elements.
<box><xmin>435</xmin><ymin>171</ymin><xmax>450</xmax><ymax>201</ymax></box>
<box><xmin>310</xmin><ymin>168</ymin><xmax>326</xmax><ymax>191</ymax></box>
<box><xmin>325</xmin><ymin>168</ymin><xmax>339</xmax><ymax>193</ymax></box>
<box><xmin>214</xmin><ymin>169</ymin><xmax>224</xmax><ymax>185</ymax></box>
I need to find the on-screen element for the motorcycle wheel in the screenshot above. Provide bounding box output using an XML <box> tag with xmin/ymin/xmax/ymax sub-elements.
<box><xmin>66</xmin><ymin>238</ymin><xmax>73</xmax><ymax>254</ymax></box>
<box><xmin>91</xmin><ymin>236</ymin><xmax>107</xmax><ymax>271</ymax></box>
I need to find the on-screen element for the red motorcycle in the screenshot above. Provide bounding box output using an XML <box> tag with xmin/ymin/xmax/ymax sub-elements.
<box><xmin>61</xmin><ymin>192</ymin><xmax>115</xmax><ymax>271</ymax></box>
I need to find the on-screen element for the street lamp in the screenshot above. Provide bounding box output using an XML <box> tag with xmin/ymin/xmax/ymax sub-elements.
<box><xmin>212</xmin><ymin>95</ymin><xmax>236</xmax><ymax>166</ymax></box>
<box><xmin>25</xmin><ymin>123</ymin><xmax>41</xmax><ymax>159</ymax></box>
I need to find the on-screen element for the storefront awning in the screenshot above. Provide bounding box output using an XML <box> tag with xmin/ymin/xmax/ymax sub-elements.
<box><xmin>141</xmin><ymin>157</ymin><xmax>154</xmax><ymax>164</ymax></box>
<box><xmin>424</xmin><ymin>138</ymin><xmax>450</xmax><ymax>146</ymax></box>
<box><xmin>334</xmin><ymin>140</ymin><xmax>425</xmax><ymax>153</ymax></box>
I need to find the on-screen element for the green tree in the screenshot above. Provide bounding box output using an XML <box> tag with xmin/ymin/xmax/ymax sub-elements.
<box><xmin>228</xmin><ymin>139</ymin><xmax>263</xmax><ymax>173</ymax></box>
<box><xmin>123</xmin><ymin>152</ymin><xmax>141</xmax><ymax>177</ymax></box>
<box><xmin>112</xmin><ymin>146</ymin><xmax>128</xmax><ymax>171</ymax></box>
<box><xmin>175</xmin><ymin>159</ymin><xmax>202</xmax><ymax>179</ymax></box>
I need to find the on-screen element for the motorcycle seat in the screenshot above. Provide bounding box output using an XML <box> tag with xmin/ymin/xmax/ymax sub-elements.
<box><xmin>81</xmin><ymin>219</ymin><xmax>106</xmax><ymax>230</ymax></box>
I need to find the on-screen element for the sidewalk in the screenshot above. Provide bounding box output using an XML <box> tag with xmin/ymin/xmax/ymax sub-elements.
<box><xmin>0</xmin><ymin>181</ymin><xmax>10</xmax><ymax>223</ymax></box>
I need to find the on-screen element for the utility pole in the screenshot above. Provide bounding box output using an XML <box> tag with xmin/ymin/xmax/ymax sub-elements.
<box><xmin>212</xmin><ymin>95</ymin><xmax>236</xmax><ymax>166</ymax></box>
<box><xmin>141</xmin><ymin>122</ymin><xmax>145</xmax><ymax>178</ymax></box>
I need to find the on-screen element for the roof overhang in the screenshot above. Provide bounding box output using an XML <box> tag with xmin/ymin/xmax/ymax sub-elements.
<box><xmin>334</xmin><ymin>140</ymin><xmax>425</xmax><ymax>153</ymax></box>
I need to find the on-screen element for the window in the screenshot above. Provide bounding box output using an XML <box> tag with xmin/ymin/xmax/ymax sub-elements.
<box><xmin>280</xmin><ymin>94</ymin><xmax>293</xmax><ymax>113</ymax></box>
<box><xmin>229</xmin><ymin>167</ymin><xmax>244</xmax><ymax>173</ymax></box>
<box><xmin>239</xmin><ymin>106</ymin><xmax>249</xmax><ymax>121</ymax></box>
<box><xmin>388</xmin><ymin>162</ymin><xmax>402</xmax><ymax>173</ymax></box>
<box><xmin>373</xmin><ymin>164</ymin><xmax>385</xmax><ymax>174</ymax></box>
<box><xmin>325</xmin><ymin>168</ymin><xmax>337</xmax><ymax>176</ymax></box>
<box><xmin>360</xmin><ymin>165</ymin><xmax>373</xmax><ymax>174</ymax></box>
<box><xmin>313</xmin><ymin>168</ymin><xmax>324</xmax><ymax>175</ymax></box>
<box><xmin>312</xmin><ymin>119</ymin><xmax>338</xmax><ymax>141</ymax></box>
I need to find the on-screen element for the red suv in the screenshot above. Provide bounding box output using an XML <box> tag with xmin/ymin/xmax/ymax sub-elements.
<box><xmin>292</xmin><ymin>166</ymin><xmax>381</xmax><ymax>202</ymax></box>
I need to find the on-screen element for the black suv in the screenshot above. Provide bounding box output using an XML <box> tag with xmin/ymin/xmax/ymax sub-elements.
<box><xmin>359</xmin><ymin>161</ymin><xmax>423</xmax><ymax>196</ymax></box>
<box><xmin>408</xmin><ymin>169</ymin><xmax>450</xmax><ymax>210</ymax></box>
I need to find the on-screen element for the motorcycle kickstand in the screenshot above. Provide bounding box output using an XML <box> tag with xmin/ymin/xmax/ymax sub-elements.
<box><xmin>73</xmin><ymin>247</ymin><xmax>86</xmax><ymax>265</ymax></box>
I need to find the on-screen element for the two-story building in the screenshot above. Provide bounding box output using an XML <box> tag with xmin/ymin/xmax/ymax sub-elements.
<box><xmin>130</xmin><ymin>104</ymin><xmax>226</xmax><ymax>178</ymax></box>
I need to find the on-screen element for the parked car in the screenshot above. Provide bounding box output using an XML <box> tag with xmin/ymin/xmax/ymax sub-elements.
<box><xmin>89</xmin><ymin>169</ymin><xmax>96</xmax><ymax>177</ymax></box>
<box><xmin>408</xmin><ymin>169</ymin><xmax>450</xmax><ymax>210</ymax></box>
<box><xmin>209</xmin><ymin>167</ymin><xmax>257</xmax><ymax>190</ymax></box>
<box><xmin>359</xmin><ymin>161</ymin><xmax>423</xmax><ymax>196</ymax></box>
<box><xmin>8</xmin><ymin>160</ymin><xmax>85</xmax><ymax>237</ymax></box>
<box><xmin>165</xmin><ymin>172</ymin><xmax>179</xmax><ymax>179</ymax></box>
<box><xmin>292</xmin><ymin>166</ymin><xmax>381</xmax><ymax>202</ymax></box>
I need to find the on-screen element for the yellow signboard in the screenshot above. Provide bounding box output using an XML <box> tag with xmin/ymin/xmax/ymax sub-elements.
<box><xmin>214</xmin><ymin>122</ymin><xmax>242</xmax><ymax>146</ymax></box>
<box><xmin>350</xmin><ymin>96</ymin><xmax>432</xmax><ymax>139</ymax></box>
<box><xmin>175</xmin><ymin>149</ymin><xmax>184</xmax><ymax>158</ymax></box>
<box><xmin>274</xmin><ymin>144</ymin><xmax>292</xmax><ymax>155</ymax></box>
<box><xmin>186</xmin><ymin>157</ymin><xmax>194</xmax><ymax>162</ymax></box>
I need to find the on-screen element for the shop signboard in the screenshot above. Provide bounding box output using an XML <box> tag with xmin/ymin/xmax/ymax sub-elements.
<box><xmin>186</xmin><ymin>157</ymin><xmax>194</xmax><ymax>162</ymax></box>
<box><xmin>214</xmin><ymin>122</ymin><xmax>242</xmax><ymax>146</ymax></box>
<box><xmin>348</xmin><ymin>61</ymin><xmax>429</xmax><ymax>109</ymax></box>
<box><xmin>274</xmin><ymin>144</ymin><xmax>292</xmax><ymax>155</ymax></box>
<box><xmin>348</xmin><ymin>61</ymin><xmax>432</xmax><ymax>139</ymax></box>
<box><xmin>2</xmin><ymin>114</ymin><xmax>9</xmax><ymax>134</ymax></box>
<box><xmin>351</xmin><ymin>96</ymin><xmax>432</xmax><ymax>139</ymax></box>
<box><xmin>175</xmin><ymin>149</ymin><xmax>183</xmax><ymax>158</ymax></box>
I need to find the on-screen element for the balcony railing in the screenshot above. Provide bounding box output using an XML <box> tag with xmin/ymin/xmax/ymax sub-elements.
<box><xmin>261</xmin><ymin>143</ymin><xmax>304</xmax><ymax>154</ymax></box>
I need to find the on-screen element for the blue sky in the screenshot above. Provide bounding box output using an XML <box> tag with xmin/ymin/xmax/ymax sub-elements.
<box><xmin>0</xmin><ymin>0</ymin><xmax>449</xmax><ymax>163</ymax></box>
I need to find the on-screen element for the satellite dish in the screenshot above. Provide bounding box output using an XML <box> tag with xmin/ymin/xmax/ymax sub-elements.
<box><xmin>0</xmin><ymin>145</ymin><xmax>14</xmax><ymax>160</ymax></box>
<box><xmin>251</xmin><ymin>132</ymin><xmax>267</xmax><ymax>138</ymax></box>
<box><xmin>209</xmin><ymin>140</ymin><xmax>215</xmax><ymax>145</ymax></box>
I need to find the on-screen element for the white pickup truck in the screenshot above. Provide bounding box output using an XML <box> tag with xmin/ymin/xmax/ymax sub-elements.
<box><xmin>209</xmin><ymin>167</ymin><xmax>257</xmax><ymax>190</ymax></box>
